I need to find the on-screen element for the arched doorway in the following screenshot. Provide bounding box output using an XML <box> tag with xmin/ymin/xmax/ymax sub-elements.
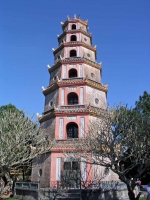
<box><xmin>67</xmin><ymin>122</ymin><xmax>78</xmax><ymax>138</ymax></box>
<box><xmin>71</xmin><ymin>35</ymin><xmax>77</xmax><ymax>41</ymax></box>
<box><xmin>68</xmin><ymin>92</ymin><xmax>78</xmax><ymax>105</ymax></box>
<box><xmin>72</xmin><ymin>24</ymin><xmax>76</xmax><ymax>30</ymax></box>
<box><xmin>69</xmin><ymin>69</ymin><xmax>77</xmax><ymax>78</ymax></box>
<box><xmin>70</xmin><ymin>50</ymin><xmax>77</xmax><ymax>57</ymax></box>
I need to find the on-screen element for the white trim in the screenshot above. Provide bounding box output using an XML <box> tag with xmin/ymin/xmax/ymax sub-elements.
<box><xmin>59</xmin><ymin>118</ymin><xmax>63</xmax><ymax>139</ymax></box>
<box><xmin>61</xmin><ymin>89</ymin><xmax>65</xmax><ymax>105</ymax></box>
<box><xmin>80</xmin><ymin>87</ymin><xmax>84</xmax><ymax>104</ymax></box>
<box><xmin>63</xmin><ymin>65</ymin><xmax>67</xmax><ymax>78</ymax></box>
<box><xmin>79</xmin><ymin>65</ymin><xmax>82</xmax><ymax>77</ymax></box>
<box><xmin>56</xmin><ymin>157</ymin><xmax>61</xmax><ymax>181</ymax></box>
<box><xmin>80</xmin><ymin>117</ymin><xmax>85</xmax><ymax>137</ymax></box>
<box><xmin>81</xmin><ymin>157</ymin><xmax>86</xmax><ymax>181</ymax></box>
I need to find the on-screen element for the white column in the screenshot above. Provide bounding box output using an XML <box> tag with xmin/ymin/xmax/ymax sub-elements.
<box><xmin>81</xmin><ymin>157</ymin><xmax>86</xmax><ymax>181</ymax></box>
<box><xmin>80</xmin><ymin>117</ymin><xmax>85</xmax><ymax>137</ymax></box>
<box><xmin>79</xmin><ymin>65</ymin><xmax>82</xmax><ymax>77</ymax></box>
<box><xmin>63</xmin><ymin>65</ymin><xmax>67</xmax><ymax>78</ymax></box>
<box><xmin>56</xmin><ymin>157</ymin><xmax>61</xmax><ymax>181</ymax></box>
<box><xmin>59</xmin><ymin>118</ymin><xmax>63</xmax><ymax>139</ymax></box>
<box><xmin>77</xmin><ymin>34</ymin><xmax>79</xmax><ymax>42</ymax></box>
<box><xmin>65</xmin><ymin>47</ymin><xmax>68</xmax><ymax>57</ymax></box>
<box><xmin>80</xmin><ymin>87</ymin><xmax>84</xmax><ymax>104</ymax></box>
<box><xmin>77</xmin><ymin>47</ymin><xmax>80</xmax><ymax>56</ymax></box>
<box><xmin>61</xmin><ymin>89</ymin><xmax>65</xmax><ymax>105</ymax></box>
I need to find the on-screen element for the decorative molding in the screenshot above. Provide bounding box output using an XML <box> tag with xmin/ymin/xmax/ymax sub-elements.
<box><xmin>81</xmin><ymin>157</ymin><xmax>86</xmax><ymax>181</ymax></box>
<box><xmin>63</xmin><ymin>65</ymin><xmax>67</xmax><ymax>78</ymax></box>
<box><xmin>56</xmin><ymin>157</ymin><xmax>61</xmax><ymax>181</ymax></box>
<box><xmin>80</xmin><ymin>117</ymin><xmax>85</xmax><ymax>137</ymax></box>
<box><xmin>61</xmin><ymin>89</ymin><xmax>65</xmax><ymax>105</ymax></box>
<box><xmin>59</xmin><ymin>118</ymin><xmax>63</xmax><ymax>139</ymax></box>
<box><xmin>79</xmin><ymin>65</ymin><xmax>82</xmax><ymax>77</ymax></box>
<box><xmin>80</xmin><ymin>87</ymin><xmax>84</xmax><ymax>104</ymax></box>
<box><xmin>68</xmin><ymin>87</ymin><xmax>76</xmax><ymax>90</ymax></box>
<box><xmin>67</xmin><ymin>116</ymin><xmax>77</xmax><ymax>120</ymax></box>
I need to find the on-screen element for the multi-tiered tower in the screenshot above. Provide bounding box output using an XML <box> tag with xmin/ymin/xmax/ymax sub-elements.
<box><xmin>31</xmin><ymin>16</ymin><xmax>109</xmax><ymax>188</ymax></box>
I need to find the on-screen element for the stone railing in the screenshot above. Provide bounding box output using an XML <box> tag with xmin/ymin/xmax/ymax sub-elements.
<box><xmin>58</xmin><ymin>104</ymin><xmax>88</xmax><ymax>110</ymax></box>
<box><xmin>15</xmin><ymin>182</ymin><xmax>40</xmax><ymax>190</ymax></box>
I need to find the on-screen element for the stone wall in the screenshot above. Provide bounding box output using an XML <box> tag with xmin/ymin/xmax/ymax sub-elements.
<box><xmin>86</xmin><ymin>86</ymin><xmax>107</xmax><ymax>108</ymax></box>
<box><xmin>44</xmin><ymin>90</ymin><xmax>59</xmax><ymax>112</ymax></box>
<box><xmin>40</xmin><ymin>118</ymin><xmax>56</xmax><ymax>138</ymax></box>
<box><xmin>82</xmin><ymin>46</ymin><xmax>95</xmax><ymax>61</ymax></box>
<box><xmin>31</xmin><ymin>153</ymin><xmax>51</xmax><ymax>188</ymax></box>
<box><xmin>49</xmin><ymin>67</ymin><xmax>61</xmax><ymax>85</ymax></box>
<box><xmin>84</xmin><ymin>64</ymin><xmax>101</xmax><ymax>82</ymax></box>
<box><xmin>81</xmin><ymin>33</ymin><xmax>91</xmax><ymax>46</ymax></box>
<box><xmin>15</xmin><ymin>182</ymin><xmax>129</xmax><ymax>200</ymax></box>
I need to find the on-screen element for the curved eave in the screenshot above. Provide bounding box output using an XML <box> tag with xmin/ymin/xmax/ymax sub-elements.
<box><xmin>38</xmin><ymin>112</ymin><xmax>55</xmax><ymax>123</ymax></box>
<box><xmin>53</xmin><ymin>42</ymin><xmax>96</xmax><ymax>55</ymax></box>
<box><xmin>42</xmin><ymin>83</ymin><xmax>58</xmax><ymax>96</ymax></box>
<box><xmin>58</xmin><ymin>29</ymin><xmax>91</xmax><ymax>41</ymax></box>
<box><xmin>62</xmin><ymin>18</ymin><xmax>88</xmax><ymax>29</ymax></box>
<box><xmin>87</xmin><ymin>79</ymin><xmax>108</xmax><ymax>92</ymax></box>
<box><xmin>49</xmin><ymin>57</ymin><xmax>101</xmax><ymax>73</ymax></box>
<box><xmin>54</xmin><ymin>109</ymin><xmax>90</xmax><ymax>116</ymax></box>
<box><xmin>43</xmin><ymin>78</ymin><xmax>108</xmax><ymax>96</ymax></box>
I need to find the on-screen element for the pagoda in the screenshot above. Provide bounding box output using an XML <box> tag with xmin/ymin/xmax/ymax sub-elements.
<box><xmin>31</xmin><ymin>15</ymin><xmax>117</xmax><ymax>188</ymax></box>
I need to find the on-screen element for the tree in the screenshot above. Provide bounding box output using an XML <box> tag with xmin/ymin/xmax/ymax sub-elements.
<box><xmin>0</xmin><ymin>104</ymin><xmax>54</xmax><ymax>196</ymax></box>
<box><xmin>69</xmin><ymin>92</ymin><xmax>150</xmax><ymax>200</ymax></box>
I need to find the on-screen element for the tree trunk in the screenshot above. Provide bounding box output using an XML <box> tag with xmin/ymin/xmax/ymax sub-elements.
<box><xmin>127</xmin><ymin>184</ymin><xmax>141</xmax><ymax>200</ymax></box>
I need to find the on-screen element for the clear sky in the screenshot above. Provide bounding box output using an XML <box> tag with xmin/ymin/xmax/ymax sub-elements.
<box><xmin>0</xmin><ymin>0</ymin><xmax>150</xmax><ymax>115</ymax></box>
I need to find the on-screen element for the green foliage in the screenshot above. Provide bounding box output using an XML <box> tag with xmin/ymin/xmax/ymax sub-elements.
<box><xmin>135</xmin><ymin>91</ymin><xmax>150</xmax><ymax>116</ymax></box>
<box><xmin>0</xmin><ymin>104</ymin><xmax>23</xmax><ymax>114</ymax></box>
<box><xmin>0</xmin><ymin>104</ymin><xmax>52</xmax><ymax>175</ymax></box>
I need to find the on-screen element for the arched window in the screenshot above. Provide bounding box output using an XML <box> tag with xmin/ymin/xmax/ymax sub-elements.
<box><xmin>71</xmin><ymin>35</ymin><xmax>77</xmax><ymax>41</ymax></box>
<box><xmin>69</xmin><ymin>69</ymin><xmax>77</xmax><ymax>78</ymax></box>
<box><xmin>72</xmin><ymin>24</ymin><xmax>76</xmax><ymax>30</ymax></box>
<box><xmin>68</xmin><ymin>92</ymin><xmax>78</xmax><ymax>105</ymax></box>
<box><xmin>70</xmin><ymin>50</ymin><xmax>77</xmax><ymax>57</ymax></box>
<box><xmin>67</xmin><ymin>122</ymin><xmax>78</xmax><ymax>138</ymax></box>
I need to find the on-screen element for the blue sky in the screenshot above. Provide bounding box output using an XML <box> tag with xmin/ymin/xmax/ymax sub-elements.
<box><xmin>0</xmin><ymin>0</ymin><xmax>150</xmax><ymax>115</ymax></box>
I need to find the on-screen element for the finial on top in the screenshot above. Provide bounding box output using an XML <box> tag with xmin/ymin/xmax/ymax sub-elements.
<box><xmin>47</xmin><ymin>64</ymin><xmax>51</xmax><ymax>69</ymax></box>
<box><xmin>42</xmin><ymin>86</ymin><xmax>45</xmax><ymax>91</ymax></box>
<box><xmin>74</xmin><ymin>14</ymin><xmax>76</xmax><ymax>19</ymax></box>
<box><xmin>60</xmin><ymin>22</ymin><xmax>64</xmax><ymax>25</ymax></box>
<box><xmin>99</xmin><ymin>61</ymin><xmax>102</xmax><ymax>66</ymax></box>
<box><xmin>67</xmin><ymin>15</ymin><xmax>70</xmax><ymax>20</ymax></box>
<box><xmin>85</xmin><ymin>19</ymin><xmax>88</xmax><ymax>23</ymax></box>
<box><xmin>57</xmin><ymin>35</ymin><xmax>60</xmax><ymax>37</ymax></box>
<box><xmin>52</xmin><ymin>48</ymin><xmax>55</xmax><ymax>52</ymax></box>
<box><xmin>36</xmin><ymin>113</ymin><xmax>42</xmax><ymax>118</ymax></box>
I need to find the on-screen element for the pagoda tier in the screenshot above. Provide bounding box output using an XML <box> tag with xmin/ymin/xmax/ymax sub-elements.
<box><xmin>31</xmin><ymin>16</ymin><xmax>118</xmax><ymax>189</ymax></box>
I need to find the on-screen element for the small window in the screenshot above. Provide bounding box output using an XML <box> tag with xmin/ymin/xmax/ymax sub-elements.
<box><xmin>87</xmin><ymin>53</ymin><xmax>90</xmax><ymax>57</ymax></box>
<box><xmin>95</xmin><ymin>98</ymin><xmax>99</xmax><ymax>104</ymax></box>
<box><xmin>91</xmin><ymin>73</ymin><xmax>94</xmax><ymax>78</ymax></box>
<box><xmin>104</xmin><ymin>168</ymin><xmax>109</xmax><ymax>175</ymax></box>
<box><xmin>39</xmin><ymin>169</ymin><xmax>42</xmax><ymax>176</ymax></box>
<box><xmin>68</xmin><ymin>92</ymin><xmax>78</xmax><ymax>105</ymax></box>
<box><xmin>64</xmin><ymin>161</ymin><xmax>80</xmax><ymax>170</ymax></box>
<box><xmin>84</xmin><ymin>38</ymin><xmax>87</xmax><ymax>41</ymax></box>
<box><xmin>71</xmin><ymin>35</ymin><xmax>77</xmax><ymax>41</ymax></box>
<box><xmin>49</xmin><ymin>101</ymin><xmax>53</xmax><ymax>107</ymax></box>
<box><xmin>69</xmin><ymin>69</ymin><xmax>77</xmax><ymax>78</ymax></box>
<box><xmin>72</xmin><ymin>24</ymin><xmax>76</xmax><ymax>30</ymax></box>
<box><xmin>67</xmin><ymin>122</ymin><xmax>78</xmax><ymax>138</ymax></box>
<box><xmin>70</xmin><ymin>50</ymin><xmax>77</xmax><ymax>57</ymax></box>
